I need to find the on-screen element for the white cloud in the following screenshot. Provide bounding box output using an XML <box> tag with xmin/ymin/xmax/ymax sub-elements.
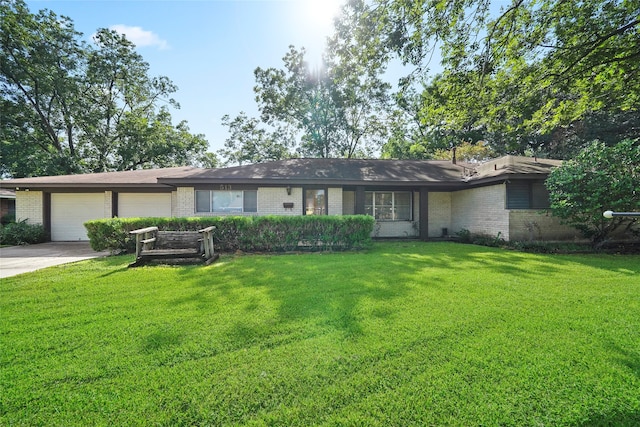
<box><xmin>109</xmin><ymin>24</ymin><xmax>169</xmax><ymax>50</ymax></box>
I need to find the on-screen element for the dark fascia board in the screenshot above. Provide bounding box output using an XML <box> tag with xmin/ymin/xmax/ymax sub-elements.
<box><xmin>465</xmin><ymin>173</ymin><xmax>550</xmax><ymax>187</ymax></box>
<box><xmin>7</xmin><ymin>183</ymin><xmax>175</xmax><ymax>191</ymax></box>
<box><xmin>157</xmin><ymin>177</ymin><xmax>470</xmax><ymax>189</ymax></box>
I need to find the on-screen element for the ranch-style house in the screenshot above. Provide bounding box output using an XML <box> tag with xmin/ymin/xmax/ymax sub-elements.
<box><xmin>1</xmin><ymin>156</ymin><xmax>581</xmax><ymax>242</ymax></box>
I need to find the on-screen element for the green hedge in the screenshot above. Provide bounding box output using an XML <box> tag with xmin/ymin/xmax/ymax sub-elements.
<box><xmin>0</xmin><ymin>220</ymin><xmax>48</xmax><ymax>246</ymax></box>
<box><xmin>84</xmin><ymin>215</ymin><xmax>375</xmax><ymax>254</ymax></box>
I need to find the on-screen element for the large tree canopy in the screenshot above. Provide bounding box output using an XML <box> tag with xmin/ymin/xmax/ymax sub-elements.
<box><xmin>219</xmin><ymin>112</ymin><xmax>293</xmax><ymax>166</ymax></box>
<box><xmin>0</xmin><ymin>0</ymin><xmax>209</xmax><ymax>177</ymax></box>
<box><xmin>359</xmin><ymin>0</ymin><xmax>640</xmax><ymax>158</ymax></box>
<box><xmin>546</xmin><ymin>139</ymin><xmax>640</xmax><ymax>244</ymax></box>
<box><xmin>242</xmin><ymin>0</ymin><xmax>391</xmax><ymax>161</ymax></box>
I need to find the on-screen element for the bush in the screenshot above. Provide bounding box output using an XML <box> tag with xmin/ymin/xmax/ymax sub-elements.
<box><xmin>455</xmin><ymin>229</ymin><xmax>505</xmax><ymax>247</ymax></box>
<box><xmin>0</xmin><ymin>220</ymin><xmax>47</xmax><ymax>245</ymax></box>
<box><xmin>508</xmin><ymin>240</ymin><xmax>592</xmax><ymax>254</ymax></box>
<box><xmin>85</xmin><ymin>215</ymin><xmax>376</xmax><ymax>254</ymax></box>
<box><xmin>1</xmin><ymin>212</ymin><xmax>16</xmax><ymax>225</ymax></box>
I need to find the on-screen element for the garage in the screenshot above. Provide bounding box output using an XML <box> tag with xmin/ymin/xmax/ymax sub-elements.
<box><xmin>51</xmin><ymin>193</ymin><xmax>107</xmax><ymax>241</ymax></box>
<box><xmin>118</xmin><ymin>193</ymin><xmax>172</xmax><ymax>218</ymax></box>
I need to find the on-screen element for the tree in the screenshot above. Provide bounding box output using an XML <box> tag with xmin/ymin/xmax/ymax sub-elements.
<box><xmin>218</xmin><ymin>112</ymin><xmax>293</xmax><ymax>166</ymax></box>
<box><xmin>357</xmin><ymin>0</ymin><xmax>640</xmax><ymax>158</ymax></box>
<box><xmin>545</xmin><ymin>139</ymin><xmax>640</xmax><ymax>244</ymax></box>
<box><xmin>252</xmin><ymin>1</ymin><xmax>391</xmax><ymax>159</ymax></box>
<box><xmin>432</xmin><ymin>140</ymin><xmax>495</xmax><ymax>162</ymax></box>
<box><xmin>0</xmin><ymin>0</ymin><xmax>209</xmax><ymax>177</ymax></box>
<box><xmin>324</xmin><ymin>0</ymin><xmax>391</xmax><ymax>158</ymax></box>
<box><xmin>254</xmin><ymin>46</ymin><xmax>343</xmax><ymax>158</ymax></box>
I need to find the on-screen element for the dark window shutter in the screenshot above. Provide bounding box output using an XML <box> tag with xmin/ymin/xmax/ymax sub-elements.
<box><xmin>507</xmin><ymin>182</ymin><xmax>530</xmax><ymax>209</ymax></box>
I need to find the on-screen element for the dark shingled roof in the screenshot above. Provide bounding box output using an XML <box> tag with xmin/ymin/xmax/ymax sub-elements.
<box><xmin>0</xmin><ymin>166</ymin><xmax>202</xmax><ymax>189</ymax></box>
<box><xmin>0</xmin><ymin>156</ymin><xmax>562</xmax><ymax>190</ymax></box>
<box><xmin>467</xmin><ymin>156</ymin><xmax>563</xmax><ymax>182</ymax></box>
<box><xmin>158</xmin><ymin>158</ymin><xmax>472</xmax><ymax>187</ymax></box>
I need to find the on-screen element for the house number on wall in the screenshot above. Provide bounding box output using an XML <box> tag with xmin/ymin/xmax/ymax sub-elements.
<box><xmin>220</xmin><ymin>185</ymin><xmax>232</xmax><ymax>190</ymax></box>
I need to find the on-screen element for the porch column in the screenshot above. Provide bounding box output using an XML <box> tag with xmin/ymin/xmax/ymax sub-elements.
<box><xmin>419</xmin><ymin>188</ymin><xmax>429</xmax><ymax>240</ymax></box>
<box><xmin>43</xmin><ymin>192</ymin><xmax>51</xmax><ymax>238</ymax></box>
<box><xmin>111</xmin><ymin>192</ymin><xmax>118</xmax><ymax>217</ymax></box>
<box><xmin>355</xmin><ymin>186</ymin><xmax>366</xmax><ymax>215</ymax></box>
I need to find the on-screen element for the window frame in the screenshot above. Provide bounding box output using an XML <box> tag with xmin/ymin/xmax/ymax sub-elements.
<box><xmin>195</xmin><ymin>189</ymin><xmax>258</xmax><ymax>214</ymax></box>
<box><xmin>365</xmin><ymin>190</ymin><xmax>413</xmax><ymax>221</ymax></box>
<box><xmin>303</xmin><ymin>187</ymin><xmax>328</xmax><ymax>216</ymax></box>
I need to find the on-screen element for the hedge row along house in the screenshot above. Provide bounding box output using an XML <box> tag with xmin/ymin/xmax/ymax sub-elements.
<box><xmin>0</xmin><ymin>156</ymin><xmax>581</xmax><ymax>242</ymax></box>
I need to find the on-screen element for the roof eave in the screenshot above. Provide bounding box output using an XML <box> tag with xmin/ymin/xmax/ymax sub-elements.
<box><xmin>158</xmin><ymin>177</ymin><xmax>469</xmax><ymax>188</ymax></box>
<box><xmin>6</xmin><ymin>183</ymin><xmax>174</xmax><ymax>190</ymax></box>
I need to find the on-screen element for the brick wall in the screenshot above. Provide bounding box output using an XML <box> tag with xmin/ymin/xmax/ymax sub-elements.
<box><xmin>171</xmin><ymin>191</ymin><xmax>178</xmax><ymax>217</ymax></box>
<box><xmin>451</xmin><ymin>184</ymin><xmax>510</xmax><ymax>240</ymax></box>
<box><xmin>328</xmin><ymin>187</ymin><xmax>342</xmax><ymax>215</ymax></box>
<box><xmin>257</xmin><ymin>187</ymin><xmax>301</xmax><ymax>216</ymax></box>
<box><xmin>509</xmin><ymin>210</ymin><xmax>583</xmax><ymax>241</ymax></box>
<box><xmin>175</xmin><ymin>187</ymin><xmax>195</xmax><ymax>217</ymax></box>
<box><xmin>375</xmin><ymin>221</ymin><xmax>419</xmax><ymax>238</ymax></box>
<box><xmin>15</xmin><ymin>191</ymin><xmax>43</xmax><ymax>225</ymax></box>
<box><xmin>428</xmin><ymin>192</ymin><xmax>452</xmax><ymax>237</ymax></box>
<box><xmin>104</xmin><ymin>191</ymin><xmax>112</xmax><ymax>218</ymax></box>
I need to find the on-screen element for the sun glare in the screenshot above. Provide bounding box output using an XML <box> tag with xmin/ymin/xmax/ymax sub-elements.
<box><xmin>288</xmin><ymin>0</ymin><xmax>345</xmax><ymax>66</ymax></box>
<box><xmin>305</xmin><ymin>0</ymin><xmax>343</xmax><ymax>28</ymax></box>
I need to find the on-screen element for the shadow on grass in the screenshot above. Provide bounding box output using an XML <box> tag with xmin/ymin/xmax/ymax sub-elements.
<box><xmin>579</xmin><ymin>410</ymin><xmax>640</xmax><ymax>426</ymax></box>
<box><xmin>120</xmin><ymin>242</ymin><xmax>638</xmax><ymax>356</ymax></box>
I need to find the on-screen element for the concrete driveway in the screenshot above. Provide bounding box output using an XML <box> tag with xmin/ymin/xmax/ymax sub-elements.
<box><xmin>0</xmin><ymin>242</ymin><xmax>110</xmax><ymax>279</ymax></box>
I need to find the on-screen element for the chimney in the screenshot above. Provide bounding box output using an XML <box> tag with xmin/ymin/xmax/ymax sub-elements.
<box><xmin>451</xmin><ymin>146</ymin><xmax>457</xmax><ymax>165</ymax></box>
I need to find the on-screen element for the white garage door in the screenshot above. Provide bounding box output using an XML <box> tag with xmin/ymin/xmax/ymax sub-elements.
<box><xmin>51</xmin><ymin>193</ymin><xmax>106</xmax><ymax>241</ymax></box>
<box><xmin>118</xmin><ymin>193</ymin><xmax>172</xmax><ymax>218</ymax></box>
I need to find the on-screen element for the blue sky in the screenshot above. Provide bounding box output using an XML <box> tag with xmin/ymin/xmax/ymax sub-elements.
<box><xmin>26</xmin><ymin>0</ymin><xmax>346</xmax><ymax>153</ymax></box>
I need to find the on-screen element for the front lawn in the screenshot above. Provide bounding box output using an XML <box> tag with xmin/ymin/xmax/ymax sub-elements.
<box><xmin>1</xmin><ymin>242</ymin><xmax>639</xmax><ymax>426</ymax></box>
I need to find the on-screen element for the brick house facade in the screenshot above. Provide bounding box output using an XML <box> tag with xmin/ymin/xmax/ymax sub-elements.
<box><xmin>2</xmin><ymin>157</ymin><xmax>582</xmax><ymax>242</ymax></box>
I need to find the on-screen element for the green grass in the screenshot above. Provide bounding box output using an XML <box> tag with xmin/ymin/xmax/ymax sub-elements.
<box><xmin>1</xmin><ymin>242</ymin><xmax>639</xmax><ymax>426</ymax></box>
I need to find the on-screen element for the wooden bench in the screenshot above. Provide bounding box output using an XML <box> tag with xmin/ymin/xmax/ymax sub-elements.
<box><xmin>128</xmin><ymin>226</ymin><xmax>219</xmax><ymax>267</ymax></box>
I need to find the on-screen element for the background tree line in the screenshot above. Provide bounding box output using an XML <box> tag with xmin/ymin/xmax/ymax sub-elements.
<box><xmin>220</xmin><ymin>0</ymin><xmax>638</xmax><ymax>165</ymax></box>
<box><xmin>1</xmin><ymin>0</ymin><xmax>215</xmax><ymax>178</ymax></box>
<box><xmin>3</xmin><ymin>0</ymin><xmax>638</xmax><ymax>169</ymax></box>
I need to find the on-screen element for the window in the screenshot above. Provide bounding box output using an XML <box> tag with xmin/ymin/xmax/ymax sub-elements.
<box><xmin>506</xmin><ymin>181</ymin><xmax>550</xmax><ymax>209</ymax></box>
<box><xmin>195</xmin><ymin>190</ymin><xmax>257</xmax><ymax>213</ymax></box>
<box><xmin>305</xmin><ymin>189</ymin><xmax>326</xmax><ymax>215</ymax></box>
<box><xmin>365</xmin><ymin>191</ymin><xmax>412</xmax><ymax>221</ymax></box>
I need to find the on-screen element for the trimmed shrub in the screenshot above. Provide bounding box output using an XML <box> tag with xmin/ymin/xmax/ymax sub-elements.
<box><xmin>0</xmin><ymin>220</ymin><xmax>47</xmax><ymax>245</ymax></box>
<box><xmin>85</xmin><ymin>215</ymin><xmax>375</xmax><ymax>254</ymax></box>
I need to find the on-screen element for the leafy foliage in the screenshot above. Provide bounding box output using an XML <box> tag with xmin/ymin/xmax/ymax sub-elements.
<box><xmin>546</xmin><ymin>139</ymin><xmax>640</xmax><ymax>244</ymax></box>
<box><xmin>358</xmin><ymin>0</ymin><xmax>640</xmax><ymax>158</ymax></box>
<box><xmin>85</xmin><ymin>215</ymin><xmax>375</xmax><ymax>253</ymax></box>
<box><xmin>219</xmin><ymin>112</ymin><xmax>293</xmax><ymax>166</ymax></box>
<box><xmin>0</xmin><ymin>220</ymin><xmax>47</xmax><ymax>245</ymax></box>
<box><xmin>243</xmin><ymin>0</ymin><xmax>391</xmax><ymax>161</ymax></box>
<box><xmin>0</xmin><ymin>0</ymin><xmax>210</xmax><ymax>177</ymax></box>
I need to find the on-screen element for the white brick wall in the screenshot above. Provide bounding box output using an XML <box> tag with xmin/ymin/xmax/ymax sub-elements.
<box><xmin>451</xmin><ymin>184</ymin><xmax>510</xmax><ymax>240</ymax></box>
<box><xmin>375</xmin><ymin>221</ymin><xmax>419</xmax><ymax>237</ymax></box>
<box><xmin>328</xmin><ymin>187</ymin><xmax>342</xmax><ymax>215</ymax></box>
<box><xmin>15</xmin><ymin>191</ymin><xmax>43</xmax><ymax>225</ymax></box>
<box><xmin>257</xmin><ymin>187</ymin><xmax>301</xmax><ymax>216</ymax></box>
<box><xmin>509</xmin><ymin>210</ymin><xmax>583</xmax><ymax>241</ymax></box>
<box><xmin>175</xmin><ymin>187</ymin><xmax>195</xmax><ymax>217</ymax></box>
<box><xmin>428</xmin><ymin>192</ymin><xmax>452</xmax><ymax>237</ymax></box>
<box><xmin>171</xmin><ymin>191</ymin><xmax>178</xmax><ymax>217</ymax></box>
<box><xmin>104</xmin><ymin>191</ymin><xmax>112</xmax><ymax>218</ymax></box>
